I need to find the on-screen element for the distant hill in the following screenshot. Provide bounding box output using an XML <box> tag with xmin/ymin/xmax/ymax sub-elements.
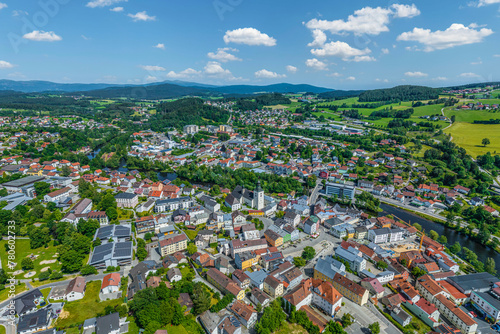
<box><xmin>210</xmin><ymin>83</ymin><xmax>332</xmax><ymax>94</ymax></box>
<box><xmin>0</xmin><ymin>80</ymin><xmax>121</xmax><ymax>93</ymax></box>
<box><xmin>76</xmin><ymin>83</ymin><xmax>212</xmax><ymax>99</ymax></box>
<box><xmin>358</xmin><ymin>85</ymin><xmax>440</xmax><ymax>102</ymax></box>
<box><xmin>75</xmin><ymin>82</ymin><xmax>334</xmax><ymax>99</ymax></box>
<box><xmin>317</xmin><ymin>90</ymin><xmax>365</xmax><ymax>99</ymax></box>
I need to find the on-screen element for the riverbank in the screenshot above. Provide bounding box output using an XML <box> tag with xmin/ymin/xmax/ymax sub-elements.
<box><xmin>380</xmin><ymin>203</ymin><xmax>500</xmax><ymax>275</ymax></box>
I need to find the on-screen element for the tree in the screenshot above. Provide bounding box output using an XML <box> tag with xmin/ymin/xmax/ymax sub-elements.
<box><xmin>400</xmin><ymin>258</ymin><xmax>407</xmax><ymax>266</ymax></box>
<box><xmin>412</xmin><ymin>266</ymin><xmax>426</xmax><ymax>278</ymax></box>
<box><xmin>29</xmin><ymin>227</ymin><xmax>51</xmax><ymax>249</ymax></box>
<box><xmin>450</xmin><ymin>241</ymin><xmax>461</xmax><ymax>254</ymax></box>
<box><xmin>341</xmin><ymin>313</ymin><xmax>353</xmax><ymax>327</ymax></box>
<box><xmin>376</xmin><ymin>260</ymin><xmax>388</xmax><ymax>270</ymax></box>
<box><xmin>485</xmin><ymin>257</ymin><xmax>497</xmax><ymax>276</ymax></box>
<box><xmin>293</xmin><ymin>257</ymin><xmax>306</xmax><ymax>267</ymax></box>
<box><xmin>482</xmin><ymin>138</ymin><xmax>490</xmax><ymax>147</ymax></box>
<box><xmin>187</xmin><ymin>243</ymin><xmax>197</xmax><ymax>255</ymax></box>
<box><xmin>369</xmin><ymin>322</ymin><xmax>380</xmax><ymax>334</ymax></box>
<box><xmin>191</xmin><ymin>283</ymin><xmax>211</xmax><ymax>315</ymax></box>
<box><xmin>21</xmin><ymin>258</ymin><xmax>34</xmax><ymax>270</ymax></box>
<box><xmin>438</xmin><ymin>235</ymin><xmax>448</xmax><ymax>245</ymax></box>
<box><xmin>61</xmin><ymin>165</ymin><xmax>72</xmax><ymax>177</ymax></box>
<box><xmin>302</xmin><ymin>246</ymin><xmax>316</xmax><ymax>261</ymax></box>
<box><xmin>413</xmin><ymin>223</ymin><xmax>422</xmax><ymax>231</ymax></box>
<box><xmin>81</xmin><ymin>265</ymin><xmax>98</xmax><ymax>275</ymax></box>
<box><xmin>429</xmin><ymin>230</ymin><xmax>439</xmax><ymax>241</ymax></box>
<box><xmin>34</xmin><ymin>182</ymin><xmax>51</xmax><ymax>197</ymax></box>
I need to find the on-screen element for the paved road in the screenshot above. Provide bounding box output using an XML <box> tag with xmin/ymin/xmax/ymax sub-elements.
<box><xmin>309</xmin><ymin>180</ymin><xmax>323</xmax><ymax>205</ymax></box>
<box><xmin>338</xmin><ymin>298</ymin><xmax>401</xmax><ymax>334</ymax></box>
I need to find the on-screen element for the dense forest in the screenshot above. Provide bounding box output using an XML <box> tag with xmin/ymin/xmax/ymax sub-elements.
<box><xmin>233</xmin><ymin>93</ymin><xmax>292</xmax><ymax>110</ymax></box>
<box><xmin>78</xmin><ymin>83</ymin><xmax>212</xmax><ymax>99</ymax></box>
<box><xmin>317</xmin><ymin>90</ymin><xmax>364</xmax><ymax>99</ymax></box>
<box><xmin>358</xmin><ymin>85</ymin><xmax>439</xmax><ymax>102</ymax></box>
<box><xmin>150</xmin><ymin>98</ymin><xmax>229</xmax><ymax>130</ymax></box>
<box><xmin>0</xmin><ymin>94</ymin><xmax>91</xmax><ymax>113</ymax></box>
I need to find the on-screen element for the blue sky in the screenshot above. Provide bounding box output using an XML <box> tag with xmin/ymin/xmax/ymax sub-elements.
<box><xmin>0</xmin><ymin>0</ymin><xmax>499</xmax><ymax>89</ymax></box>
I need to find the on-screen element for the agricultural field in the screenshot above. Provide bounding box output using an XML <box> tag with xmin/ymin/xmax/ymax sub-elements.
<box><xmin>444</xmin><ymin>107</ymin><xmax>500</xmax><ymax>123</ymax></box>
<box><xmin>0</xmin><ymin>239</ymin><xmax>61</xmax><ymax>279</ymax></box>
<box><xmin>445</xmin><ymin>123</ymin><xmax>500</xmax><ymax>157</ymax></box>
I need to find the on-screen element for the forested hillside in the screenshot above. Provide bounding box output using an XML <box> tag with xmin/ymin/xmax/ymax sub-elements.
<box><xmin>150</xmin><ymin>98</ymin><xmax>229</xmax><ymax>130</ymax></box>
<box><xmin>233</xmin><ymin>93</ymin><xmax>292</xmax><ymax>110</ymax></box>
<box><xmin>358</xmin><ymin>85</ymin><xmax>439</xmax><ymax>102</ymax></box>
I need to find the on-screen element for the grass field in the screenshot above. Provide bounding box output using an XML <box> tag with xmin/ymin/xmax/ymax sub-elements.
<box><xmin>0</xmin><ymin>324</ymin><xmax>5</xmax><ymax>334</ymax></box>
<box><xmin>444</xmin><ymin>107</ymin><xmax>500</xmax><ymax>123</ymax></box>
<box><xmin>0</xmin><ymin>283</ymin><xmax>28</xmax><ymax>302</ymax></box>
<box><xmin>55</xmin><ymin>280</ymin><xmax>124</xmax><ymax>329</ymax></box>
<box><xmin>164</xmin><ymin>325</ymin><xmax>188</xmax><ymax>334</ymax></box>
<box><xmin>445</xmin><ymin>123</ymin><xmax>500</xmax><ymax>157</ymax></box>
<box><xmin>273</xmin><ymin>322</ymin><xmax>308</xmax><ymax>334</ymax></box>
<box><xmin>0</xmin><ymin>239</ymin><xmax>60</xmax><ymax>279</ymax></box>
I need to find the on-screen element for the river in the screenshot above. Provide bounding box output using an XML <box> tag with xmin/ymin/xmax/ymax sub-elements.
<box><xmin>380</xmin><ymin>203</ymin><xmax>500</xmax><ymax>274</ymax></box>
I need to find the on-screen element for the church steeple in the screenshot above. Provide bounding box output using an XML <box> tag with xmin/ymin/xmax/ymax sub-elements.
<box><xmin>255</xmin><ymin>181</ymin><xmax>263</xmax><ymax>193</ymax></box>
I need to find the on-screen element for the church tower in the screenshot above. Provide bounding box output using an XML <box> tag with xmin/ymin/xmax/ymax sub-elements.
<box><xmin>255</xmin><ymin>181</ymin><xmax>264</xmax><ymax>210</ymax></box>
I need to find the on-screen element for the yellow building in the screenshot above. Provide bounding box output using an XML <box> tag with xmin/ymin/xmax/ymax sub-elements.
<box><xmin>263</xmin><ymin>275</ymin><xmax>284</xmax><ymax>298</ymax></box>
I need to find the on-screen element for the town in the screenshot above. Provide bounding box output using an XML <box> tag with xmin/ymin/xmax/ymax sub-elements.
<box><xmin>0</xmin><ymin>82</ymin><xmax>499</xmax><ymax>334</ymax></box>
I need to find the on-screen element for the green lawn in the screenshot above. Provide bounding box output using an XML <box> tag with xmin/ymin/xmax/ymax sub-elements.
<box><xmin>0</xmin><ymin>324</ymin><xmax>5</xmax><ymax>334</ymax></box>
<box><xmin>164</xmin><ymin>325</ymin><xmax>188</xmax><ymax>334</ymax></box>
<box><xmin>0</xmin><ymin>283</ymin><xmax>28</xmax><ymax>302</ymax></box>
<box><xmin>40</xmin><ymin>287</ymin><xmax>51</xmax><ymax>300</ymax></box>
<box><xmin>0</xmin><ymin>239</ymin><xmax>60</xmax><ymax>279</ymax></box>
<box><xmin>445</xmin><ymin>122</ymin><xmax>500</xmax><ymax>157</ymax></box>
<box><xmin>55</xmin><ymin>280</ymin><xmax>124</xmax><ymax>329</ymax></box>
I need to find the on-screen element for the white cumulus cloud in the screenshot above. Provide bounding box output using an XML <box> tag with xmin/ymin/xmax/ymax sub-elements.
<box><xmin>307</xmin><ymin>29</ymin><xmax>327</xmax><ymax>47</ymax></box>
<box><xmin>0</xmin><ymin>3</ymin><xmax>7</xmax><ymax>10</ymax></box>
<box><xmin>166</xmin><ymin>68</ymin><xmax>201</xmax><ymax>79</ymax></box>
<box><xmin>397</xmin><ymin>23</ymin><xmax>493</xmax><ymax>51</ymax></box>
<box><xmin>432</xmin><ymin>77</ymin><xmax>448</xmax><ymax>81</ymax></box>
<box><xmin>305</xmin><ymin>4</ymin><xmax>420</xmax><ymax>37</ymax></box>
<box><xmin>86</xmin><ymin>0</ymin><xmax>127</xmax><ymax>8</ymax></box>
<box><xmin>139</xmin><ymin>65</ymin><xmax>166</xmax><ymax>71</ymax></box>
<box><xmin>145</xmin><ymin>76</ymin><xmax>159</xmax><ymax>83</ymax></box>
<box><xmin>128</xmin><ymin>11</ymin><xmax>156</xmax><ymax>22</ymax></box>
<box><xmin>0</xmin><ymin>61</ymin><xmax>14</xmax><ymax>69</ymax></box>
<box><xmin>110</xmin><ymin>7</ymin><xmax>123</xmax><ymax>12</ymax></box>
<box><xmin>223</xmin><ymin>28</ymin><xmax>276</xmax><ymax>46</ymax></box>
<box><xmin>381</xmin><ymin>48</ymin><xmax>390</xmax><ymax>54</ymax></box>
<box><xmin>375</xmin><ymin>78</ymin><xmax>389</xmax><ymax>83</ymax></box>
<box><xmin>207</xmin><ymin>48</ymin><xmax>241</xmax><ymax>62</ymax></box>
<box><xmin>478</xmin><ymin>0</ymin><xmax>500</xmax><ymax>6</ymax></box>
<box><xmin>328</xmin><ymin>72</ymin><xmax>343</xmax><ymax>77</ymax></box>
<box><xmin>311</xmin><ymin>41</ymin><xmax>374</xmax><ymax>62</ymax></box>
<box><xmin>305</xmin><ymin>58</ymin><xmax>328</xmax><ymax>71</ymax></box>
<box><xmin>286</xmin><ymin>65</ymin><xmax>298</xmax><ymax>73</ymax></box>
<box><xmin>346</xmin><ymin>76</ymin><xmax>356</xmax><ymax>81</ymax></box>
<box><xmin>203</xmin><ymin>61</ymin><xmax>238</xmax><ymax>80</ymax></box>
<box><xmin>23</xmin><ymin>30</ymin><xmax>62</xmax><ymax>42</ymax></box>
<box><xmin>459</xmin><ymin>72</ymin><xmax>481</xmax><ymax>78</ymax></box>
<box><xmin>391</xmin><ymin>4</ymin><xmax>421</xmax><ymax>18</ymax></box>
<box><xmin>405</xmin><ymin>71</ymin><xmax>428</xmax><ymax>77</ymax></box>
<box><xmin>254</xmin><ymin>69</ymin><xmax>286</xmax><ymax>79</ymax></box>
<box><xmin>153</xmin><ymin>43</ymin><xmax>165</xmax><ymax>50</ymax></box>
